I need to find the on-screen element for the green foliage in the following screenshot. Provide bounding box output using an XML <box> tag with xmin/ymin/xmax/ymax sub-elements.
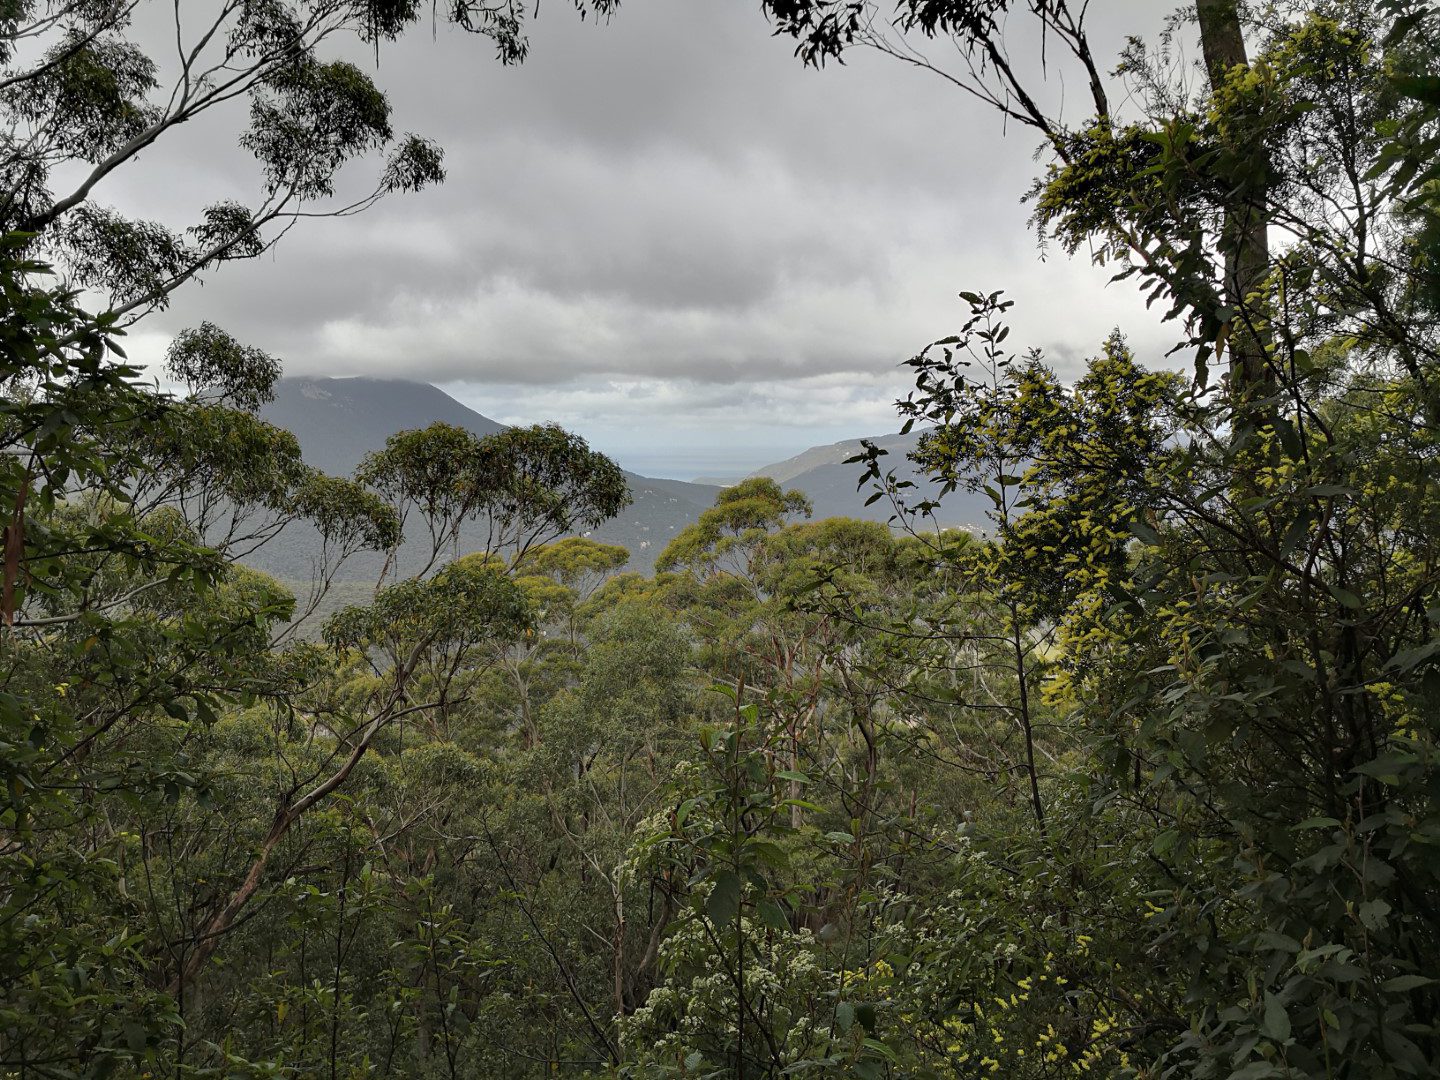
<box><xmin>360</xmin><ymin>422</ymin><xmax>631</xmax><ymax>573</ymax></box>
<box><xmin>0</xmin><ymin>233</ymin><xmax>631</xmax><ymax>1074</ymax></box>
<box><xmin>621</xmin><ymin>694</ymin><xmax>829</xmax><ymax>1077</ymax></box>
<box><xmin>526</xmin><ymin>536</ymin><xmax>631</xmax><ymax>590</ymax></box>
<box><xmin>164</xmin><ymin>321</ymin><xmax>282</xmax><ymax>410</ymax></box>
<box><xmin>324</xmin><ymin>558</ymin><xmax>531</xmax><ymax>653</ymax></box>
<box><xmin>656</xmin><ymin>477</ymin><xmax>811</xmax><ymax>574</ymax></box>
<box><xmin>8</xmin><ymin>1</ymin><xmax>1440</xmax><ymax>1078</ymax></box>
<box><xmin>0</xmin><ymin>0</ymin><xmax>611</xmax><ymax>323</ymax></box>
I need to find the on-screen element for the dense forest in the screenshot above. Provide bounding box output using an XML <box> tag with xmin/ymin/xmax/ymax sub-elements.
<box><xmin>3</xmin><ymin>0</ymin><xmax>1439</xmax><ymax>1077</ymax></box>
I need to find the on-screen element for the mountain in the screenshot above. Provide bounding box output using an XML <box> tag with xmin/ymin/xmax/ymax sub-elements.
<box><xmin>259</xmin><ymin>376</ymin><xmax>506</xmax><ymax>477</ymax></box>
<box><xmin>247</xmin><ymin>377</ymin><xmax>986</xmax><ymax>586</ymax></box>
<box><xmin>254</xmin><ymin>376</ymin><xmax>721</xmax><ymax>578</ymax></box>
<box><xmin>743</xmin><ymin>431</ymin><xmax>991</xmax><ymax>529</ymax></box>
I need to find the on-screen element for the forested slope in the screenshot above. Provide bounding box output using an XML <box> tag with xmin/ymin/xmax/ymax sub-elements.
<box><xmin>4</xmin><ymin>2</ymin><xmax>1440</xmax><ymax>1079</ymax></box>
<box><xmin>250</xmin><ymin>378</ymin><xmax>987</xmax><ymax>583</ymax></box>
<box><xmin>250</xmin><ymin>376</ymin><xmax>722</xmax><ymax>577</ymax></box>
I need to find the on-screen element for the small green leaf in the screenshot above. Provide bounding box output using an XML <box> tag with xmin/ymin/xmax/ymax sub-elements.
<box><xmin>1388</xmin><ymin>640</ymin><xmax>1440</xmax><ymax>673</ymax></box>
<box><xmin>1383</xmin><ymin>974</ymin><xmax>1436</xmax><ymax>992</ymax></box>
<box><xmin>856</xmin><ymin>1003</ymin><xmax>878</xmax><ymax>1032</ymax></box>
<box><xmin>1262</xmin><ymin>991</ymin><xmax>1292</xmax><ymax>1042</ymax></box>
<box><xmin>675</xmin><ymin>798</ymin><xmax>696</xmax><ymax>827</ymax></box>
<box><xmin>1358</xmin><ymin>899</ymin><xmax>1391</xmax><ymax>931</ymax></box>
<box><xmin>123</xmin><ymin>1018</ymin><xmax>147</xmax><ymax>1052</ymax></box>
<box><xmin>1328</xmin><ymin>585</ymin><xmax>1364</xmax><ymax>609</ymax></box>
<box><xmin>706</xmin><ymin>871</ymin><xmax>742</xmax><ymax>925</ymax></box>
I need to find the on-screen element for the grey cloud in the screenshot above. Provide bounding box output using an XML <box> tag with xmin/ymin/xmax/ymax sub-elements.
<box><xmin>112</xmin><ymin>0</ymin><xmax>1184</xmax><ymax>407</ymax></box>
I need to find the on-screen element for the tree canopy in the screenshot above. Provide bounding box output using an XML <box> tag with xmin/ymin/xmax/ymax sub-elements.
<box><xmin>4</xmin><ymin>1</ymin><xmax>1440</xmax><ymax>1077</ymax></box>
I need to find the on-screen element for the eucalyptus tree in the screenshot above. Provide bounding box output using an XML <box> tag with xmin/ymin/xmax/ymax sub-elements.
<box><xmin>525</xmin><ymin>536</ymin><xmax>629</xmax><ymax>650</ymax></box>
<box><xmin>656</xmin><ymin>477</ymin><xmax>812</xmax><ymax>584</ymax></box>
<box><xmin>0</xmin><ymin>248</ymin><xmax>632</xmax><ymax>1074</ymax></box>
<box><xmin>358</xmin><ymin>421</ymin><xmax>630</xmax><ymax>581</ymax></box>
<box><xmin>762</xmin><ymin>1</ymin><xmax>1437</xmax><ymax>416</ymax></box>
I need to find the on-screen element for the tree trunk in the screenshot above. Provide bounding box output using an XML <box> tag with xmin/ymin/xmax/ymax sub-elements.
<box><xmin>166</xmin><ymin>683</ymin><xmax>413</xmax><ymax>994</ymax></box>
<box><xmin>1196</xmin><ymin>0</ymin><xmax>1274</xmax><ymax>411</ymax></box>
<box><xmin>612</xmin><ymin>878</ymin><xmax>626</xmax><ymax>1020</ymax></box>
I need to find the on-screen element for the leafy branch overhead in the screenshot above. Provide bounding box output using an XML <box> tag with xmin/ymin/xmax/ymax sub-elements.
<box><xmin>0</xmin><ymin>0</ymin><xmax>610</xmax><ymax>323</ymax></box>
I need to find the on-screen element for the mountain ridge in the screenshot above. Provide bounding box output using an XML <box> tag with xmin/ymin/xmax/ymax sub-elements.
<box><xmin>252</xmin><ymin>376</ymin><xmax>987</xmax><ymax>580</ymax></box>
<box><xmin>743</xmin><ymin>430</ymin><xmax>990</xmax><ymax>528</ymax></box>
<box><xmin>257</xmin><ymin>377</ymin><xmax>721</xmax><ymax>576</ymax></box>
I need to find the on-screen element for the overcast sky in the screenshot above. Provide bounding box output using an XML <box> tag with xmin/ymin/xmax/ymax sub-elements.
<box><xmin>117</xmin><ymin>0</ymin><xmax>1184</xmax><ymax>479</ymax></box>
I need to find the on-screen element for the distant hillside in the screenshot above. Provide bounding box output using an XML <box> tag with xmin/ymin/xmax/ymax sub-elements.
<box><xmin>261</xmin><ymin>377</ymin><xmax>506</xmax><ymax>477</ymax></box>
<box><xmin>745</xmin><ymin>430</ymin><xmax>990</xmax><ymax>529</ymax></box>
<box><xmin>247</xmin><ymin>378</ymin><xmax>987</xmax><ymax>585</ymax></box>
<box><xmin>253</xmin><ymin>377</ymin><xmax>720</xmax><ymax>578</ymax></box>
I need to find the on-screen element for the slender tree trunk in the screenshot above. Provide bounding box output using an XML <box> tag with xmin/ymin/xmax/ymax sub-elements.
<box><xmin>330</xmin><ymin>846</ymin><xmax>350</xmax><ymax>1080</ymax></box>
<box><xmin>1196</xmin><ymin>0</ymin><xmax>1274</xmax><ymax>411</ymax></box>
<box><xmin>1009</xmin><ymin>611</ymin><xmax>1046</xmax><ymax>834</ymax></box>
<box><xmin>612</xmin><ymin>878</ymin><xmax>626</xmax><ymax>1020</ymax></box>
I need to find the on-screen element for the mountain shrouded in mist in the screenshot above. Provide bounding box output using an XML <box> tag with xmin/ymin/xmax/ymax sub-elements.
<box><xmin>253</xmin><ymin>376</ymin><xmax>724</xmax><ymax>577</ymax></box>
<box><xmin>252</xmin><ymin>376</ymin><xmax>987</xmax><ymax>580</ymax></box>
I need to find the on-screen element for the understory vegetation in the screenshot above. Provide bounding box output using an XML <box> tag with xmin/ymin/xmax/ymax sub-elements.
<box><xmin>3</xmin><ymin>0</ymin><xmax>1440</xmax><ymax>1077</ymax></box>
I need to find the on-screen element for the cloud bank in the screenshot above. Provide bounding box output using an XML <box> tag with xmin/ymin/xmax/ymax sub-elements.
<box><xmin>114</xmin><ymin>0</ymin><xmax>1179</xmax><ymax>477</ymax></box>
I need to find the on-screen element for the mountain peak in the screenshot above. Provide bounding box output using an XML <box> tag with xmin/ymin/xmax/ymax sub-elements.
<box><xmin>255</xmin><ymin>376</ymin><xmax>722</xmax><ymax>576</ymax></box>
<box><xmin>254</xmin><ymin>378</ymin><xmax>985</xmax><ymax>580</ymax></box>
<box><xmin>262</xmin><ymin>376</ymin><xmax>506</xmax><ymax>477</ymax></box>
